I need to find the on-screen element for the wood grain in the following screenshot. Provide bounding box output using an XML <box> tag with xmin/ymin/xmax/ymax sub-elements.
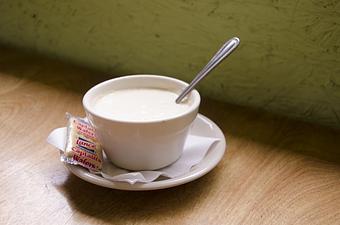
<box><xmin>0</xmin><ymin>46</ymin><xmax>340</xmax><ymax>225</ymax></box>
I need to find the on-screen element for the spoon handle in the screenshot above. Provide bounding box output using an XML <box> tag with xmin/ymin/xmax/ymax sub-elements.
<box><xmin>175</xmin><ymin>37</ymin><xmax>240</xmax><ymax>103</ymax></box>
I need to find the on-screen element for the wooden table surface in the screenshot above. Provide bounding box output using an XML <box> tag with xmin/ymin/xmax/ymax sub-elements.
<box><xmin>1</xmin><ymin>47</ymin><xmax>340</xmax><ymax>225</ymax></box>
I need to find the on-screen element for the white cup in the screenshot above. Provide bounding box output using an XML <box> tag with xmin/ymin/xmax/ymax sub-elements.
<box><xmin>83</xmin><ymin>75</ymin><xmax>200</xmax><ymax>171</ymax></box>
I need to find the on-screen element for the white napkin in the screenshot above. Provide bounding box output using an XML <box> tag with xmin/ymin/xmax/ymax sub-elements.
<box><xmin>47</xmin><ymin>128</ymin><xmax>220</xmax><ymax>184</ymax></box>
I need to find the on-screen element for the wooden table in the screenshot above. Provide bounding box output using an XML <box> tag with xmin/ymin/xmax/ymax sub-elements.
<box><xmin>1</xmin><ymin>47</ymin><xmax>340</xmax><ymax>225</ymax></box>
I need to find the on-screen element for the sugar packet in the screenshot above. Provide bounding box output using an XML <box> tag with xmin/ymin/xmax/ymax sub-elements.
<box><xmin>61</xmin><ymin>113</ymin><xmax>103</xmax><ymax>172</ymax></box>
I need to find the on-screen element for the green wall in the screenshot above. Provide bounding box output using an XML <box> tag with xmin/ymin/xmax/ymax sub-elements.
<box><xmin>1</xmin><ymin>0</ymin><xmax>340</xmax><ymax>127</ymax></box>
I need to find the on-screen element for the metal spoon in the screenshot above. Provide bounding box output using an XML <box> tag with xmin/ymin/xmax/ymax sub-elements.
<box><xmin>175</xmin><ymin>37</ymin><xmax>240</xmax><ymax>103</ymax></box>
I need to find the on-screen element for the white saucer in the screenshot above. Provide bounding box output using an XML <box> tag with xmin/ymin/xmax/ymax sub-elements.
<box><xmin>65</xmin><ymin>114</ymin><xmax>226</xmax><ymax>191</ymax></box>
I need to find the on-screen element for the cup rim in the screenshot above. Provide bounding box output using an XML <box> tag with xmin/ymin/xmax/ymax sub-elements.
<box><xmin>82</xmin><ymin>74</ymin><xmax>201</xmax><ymax>124</ymax></box>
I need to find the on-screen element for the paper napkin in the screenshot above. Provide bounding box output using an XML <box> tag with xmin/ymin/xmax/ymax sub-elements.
<box><xmin>47</xmin><ymin>127</ymin><xmax>220</xmax><ymax>184</ymax></box>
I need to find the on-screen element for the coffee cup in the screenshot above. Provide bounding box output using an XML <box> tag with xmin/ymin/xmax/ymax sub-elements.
<box><xmin>83</xmin><ymin>75</ymin><xmax>200</xmax><ymax>170</ymax></box>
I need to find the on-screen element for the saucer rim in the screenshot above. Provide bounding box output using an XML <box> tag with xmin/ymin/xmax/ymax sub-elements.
<box><xmin>65</xmin><ymin>113</ymin><xmax>226</xmax><ymax>191</ymax></box>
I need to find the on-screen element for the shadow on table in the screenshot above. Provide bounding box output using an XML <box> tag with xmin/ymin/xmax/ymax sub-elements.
<box><xmin>2</xmin><ymin>46</ymin><xmax>340</xmax><ymax>165</ymax></box>
<box><xmin>199</xmin><ymin>98</ymin><xmax>340</xmax><ymax>165</ymax></box>
<box><xmin>0</xmin><ymin>45</ymin><xmax>116</xmax><ymax>94</ymax></box>
<box><xmin>58</xmin><ymin>169</ymin><xmax>219</xmax><ymax>223</ymax></box>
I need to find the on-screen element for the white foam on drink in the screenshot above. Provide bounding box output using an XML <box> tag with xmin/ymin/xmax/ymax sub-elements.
<box><xmin>94</xmin><ymin>88</ymin><xmax>191</xmax><ymax>122</ymax></box>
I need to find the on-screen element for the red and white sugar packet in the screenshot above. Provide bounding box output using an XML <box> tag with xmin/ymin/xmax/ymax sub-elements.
<box><xmin>62</xmin><ymin>113</ymin><xmax>103</xmax><ymax>172</ymax></box>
